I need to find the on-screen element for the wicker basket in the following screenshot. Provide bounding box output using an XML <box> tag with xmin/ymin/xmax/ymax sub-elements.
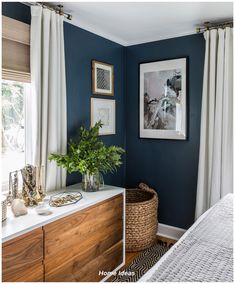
<box><xmin>126</xmin><ymin>183</ymin><xmax>158</xmax><ymax>252</ymax></box>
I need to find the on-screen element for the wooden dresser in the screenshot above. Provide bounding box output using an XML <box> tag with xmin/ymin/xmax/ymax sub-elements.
<box><xmin>2</xmin><ymin>185</ymin><xmax>125</xmax><ymax>282</ymax></box>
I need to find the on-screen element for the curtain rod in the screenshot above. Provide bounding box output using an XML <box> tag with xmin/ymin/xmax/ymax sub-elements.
<box><xmin>196</xmin><ymin>21</ymin><xmax>233</xmax><ymax>33</ymax></box>
<box><xmin>23</xmin><ymin>2</ymin><xmax>72</xmax><ymax>20</ymax></box>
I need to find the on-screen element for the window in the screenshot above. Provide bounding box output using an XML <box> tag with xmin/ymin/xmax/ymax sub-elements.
<box><xmin>1</xmin><ymin>80</ymin><xmax>30</xmax><ymax>191</ymax></box>
<box><xmin>2</xmin><ymin>16</ymin><xmax>31</xmax><ymax>192</ymax></box>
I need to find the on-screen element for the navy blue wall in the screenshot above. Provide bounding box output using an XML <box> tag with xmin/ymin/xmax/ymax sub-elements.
<box><xmin>2</xmin><ymin>2</ymin><xmax>126</xmax><ymax>187</ymax></box>
<box><xmin>64</xmin><ymin>23</ymin><xmax>125</xmax><ymax>186</ymax></box>
<box><xmin>125</xmin><ymin>35</ymin><xmax>205</xmax><ymax>229</ymax></box>
<box><xmin>2</xmin><ymin>2</ymin><xmax>30</xmax><ymax>24</ymax></box>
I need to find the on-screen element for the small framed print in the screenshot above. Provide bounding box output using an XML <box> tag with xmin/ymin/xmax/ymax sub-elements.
<box><xmin>92</xmin><ymin>60</ymin><xmax>114</xmax><ymax>96</ymax></box>
<box><xmin>91</xmin><ymin>98</ymin><xmax>116</xmax><ymax>135</ymax></box>
<box><xmin>139</xmin><ymin>57</ymin><xmax>187</xmax><ymax>140</ymax></box>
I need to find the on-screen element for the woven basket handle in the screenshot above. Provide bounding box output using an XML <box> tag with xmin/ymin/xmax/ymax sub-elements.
<box><xmin>139</xmin><ymin>182</ymin><xmax>157</xmax><ymax>196</ymax></box>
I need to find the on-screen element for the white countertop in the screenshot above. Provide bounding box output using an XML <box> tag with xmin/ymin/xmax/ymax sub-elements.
<box><xmin>2</xmin><ymin>183</ymin><xmax>125</xmax><ymax>243</ymax></box>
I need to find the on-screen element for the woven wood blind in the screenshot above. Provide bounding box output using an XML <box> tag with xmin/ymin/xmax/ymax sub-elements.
<box><xmin>2</xmin><ymin>16</ymin><xmax>31</xmax><ymax>82</ymax></box>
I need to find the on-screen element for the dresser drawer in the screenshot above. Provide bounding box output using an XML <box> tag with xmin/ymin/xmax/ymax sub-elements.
<box><xmin>44</xmin><ymin>194</ymin><xmax>124</xmax><ymax>282</ymax></box>
<box><xmin>2</xmin><ymin>228</ymin><xmax>43</xmax><ymax>282</ymax></box>
<box><xmin>45</xmin><ymin>241</ymin><xmax>123</xmax><ymax>282</ymax></box>
<box><xmin>3</xmin><ymin>263</ymin><xmax>44</xmax><ymax>282</ymax></box>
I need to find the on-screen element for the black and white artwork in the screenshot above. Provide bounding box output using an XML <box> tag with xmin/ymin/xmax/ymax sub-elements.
<box><xmin>96</xmin><ymin>68</ymin><xmax>110</xmax><ymax>91</ymax></box>
<box><xmin>90</xmin><ymin>98</ymin><xmax>115</xmax><ymax>135</ymax></box>
<box><xmin>140</xmin><ymin>58</ymin><xmax>187</xmax><ymax>140</ymax></box>
<box><xmin>92</xmin><ymin>60</ymin><xmax>114</xmax><ymax>96</ymax></box>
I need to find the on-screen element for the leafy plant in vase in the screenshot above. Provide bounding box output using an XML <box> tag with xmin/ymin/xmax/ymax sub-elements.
<box><xmin>49</xmin><ymin>121</ymin><xmax>125</xmax><ymax>192</ymax></box>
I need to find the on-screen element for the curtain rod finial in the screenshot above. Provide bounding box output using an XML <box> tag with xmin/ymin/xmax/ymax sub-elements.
<box><xmin>57</xmin><ymin>4</ymin><xmax>63</xmax><ymax>16</ymax></box>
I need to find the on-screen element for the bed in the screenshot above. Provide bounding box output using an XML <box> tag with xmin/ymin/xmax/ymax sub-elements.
<box><xmin>139</xmin><ymin>194</ymin><xmax>233</xmax><ymax>282</ymax></box>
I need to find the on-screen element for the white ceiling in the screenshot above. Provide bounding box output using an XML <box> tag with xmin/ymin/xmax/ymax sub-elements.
<box><xmin>51</xmin><ymin>2</ymin><xmax>233</xmax><ymax>46</ymax></box>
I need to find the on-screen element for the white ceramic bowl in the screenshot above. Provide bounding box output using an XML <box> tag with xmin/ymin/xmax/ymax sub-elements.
<box><xmin>35</xmin><ymin>203</ymin><xmax>52</xmax><ymax>215</ymax></box>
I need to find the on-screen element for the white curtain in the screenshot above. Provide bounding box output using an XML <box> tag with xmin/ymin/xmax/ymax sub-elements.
<box><xmin>195</xmin><ymin>27</ymin><xmax>233</xmax><ymax>219</ymax></box>
<box><xmin>28</xmin><ymin>6</ymin><xmax>67</xmax><ymax>191</ymax></box>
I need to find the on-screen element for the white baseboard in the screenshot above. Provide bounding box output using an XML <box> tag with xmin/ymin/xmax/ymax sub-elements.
<box><xmin>157</xmin><ymin>223</ymin><xmax>186</xmax><ymax>240</ymax></box>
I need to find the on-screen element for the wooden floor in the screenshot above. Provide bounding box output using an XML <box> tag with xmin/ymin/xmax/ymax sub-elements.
<box><xmin>107</xmin><ymin>235</ymin><xmax>177</xmax><ymax>282</ymax></box>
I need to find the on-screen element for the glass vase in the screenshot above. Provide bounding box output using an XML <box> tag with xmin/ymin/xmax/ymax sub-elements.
<box><xmin>82</xmin><ymin>172</ymin><xmax>104</xmax><ymax>192</ymax></box>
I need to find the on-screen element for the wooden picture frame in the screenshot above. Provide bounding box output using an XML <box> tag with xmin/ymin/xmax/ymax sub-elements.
<box><xmin>92</xmin><ymin>60</ymin><xmax>114</xmax><ymax>96</ymax></box>
<box><xmin>90</xmin><ymin>98</ymin><xmax>116</xmax><ymax>135</ymax></box>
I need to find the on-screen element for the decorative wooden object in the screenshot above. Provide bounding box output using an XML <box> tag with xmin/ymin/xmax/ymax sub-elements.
<box><xmin>2</xmin><ymin>194</ymin><xmax>124</xmax><ymax>282</ymax></box>
<box><xmin>2</xmin><ymin>228</ymin><xmax>43</xmax><ymax>282</ymax></box>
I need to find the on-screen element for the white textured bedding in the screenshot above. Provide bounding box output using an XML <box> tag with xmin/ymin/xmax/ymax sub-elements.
<box><xmin>139</xmin><ymin>194</ymin><xmax>233</xmax><ymax>282</ymax></box>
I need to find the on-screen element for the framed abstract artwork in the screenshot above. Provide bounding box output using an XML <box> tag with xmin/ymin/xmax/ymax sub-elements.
<box><xmin>139</xmin><ymin>57</ymin><xmax>187</xmax><ymax>140</ymax></box>
<box><xmin>92</xmin><ymin>60</ymin><xmax>114</xmax><ymax>96</ymax></box>
<box><xmin>90</xmin><ymin>98</ymin><xmax>116</xmax><ymax>135</ymax></box>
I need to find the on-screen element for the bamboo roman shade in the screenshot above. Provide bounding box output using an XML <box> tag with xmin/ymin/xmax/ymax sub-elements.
<box><xmin>2</xmin><ymin>16</ymin><xmax>30</xmax><ymax>82</ymax></box>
